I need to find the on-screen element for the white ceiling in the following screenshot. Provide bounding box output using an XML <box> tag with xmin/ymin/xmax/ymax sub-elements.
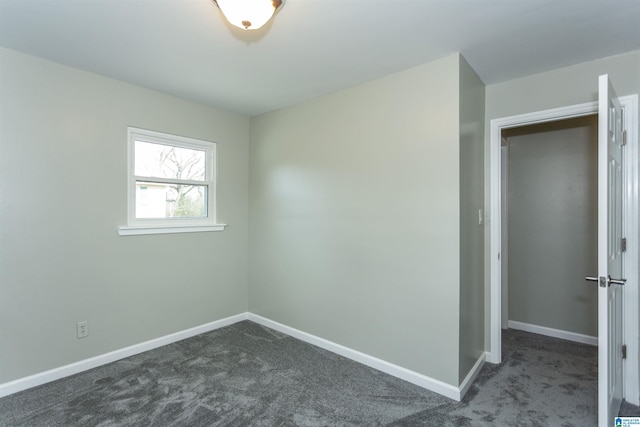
<box><xmin>1</xmin><ymin>0</ymin><xmax>639</xmax><ymax>116</ymax></box>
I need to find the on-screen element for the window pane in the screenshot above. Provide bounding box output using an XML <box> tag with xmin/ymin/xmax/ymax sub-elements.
<box><xmin>134</xmin><ymin>141</ymin><xmax>206</xmax><ymax>181</ymax></box>
<box><xmin>136</xmin><ymin>182</ymin><xmax>207</xmax><ymax>218</ymax></box>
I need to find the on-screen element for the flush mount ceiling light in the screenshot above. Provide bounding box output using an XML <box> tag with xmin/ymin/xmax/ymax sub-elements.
<box><xmin>213</xmin><ymin>0</ymin><xmax>284</xmax><ymax>30</ymax></box>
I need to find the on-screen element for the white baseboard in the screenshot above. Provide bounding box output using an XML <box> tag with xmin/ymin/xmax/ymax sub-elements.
<box><xmin>459</xmin><ymin>352</ymin><xmax>487</xmax><ymax>399</ymax></box>
<box><xmin>508</xmin><ymin>320</ymin><xmax>597</xmax><ymax>346</ymax></box>
<box><xmin>248</xmin><ymin>313</ymin><xmax>477</xmax><ymax>401</ymax></box>
<box><xmin>0</xmin><ymin>312</ymin><xmax>249</xmax><ymax>398</ymax></box>
<box><xmin>1</xmin><ymin>312</ymin><xmax>486</xmax><ymax>403</ymax></box>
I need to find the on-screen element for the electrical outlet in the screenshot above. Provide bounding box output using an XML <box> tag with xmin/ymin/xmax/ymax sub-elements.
<box><xmin>77</xmin><ymin>321</ymin><xmax>88</xmax><ymax>339</ymax></box>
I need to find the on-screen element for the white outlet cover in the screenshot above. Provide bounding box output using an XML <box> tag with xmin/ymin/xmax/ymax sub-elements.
<box><xmin>77</xmin><ymin>321</ymin><xmax>88</xmax><ymax>338</ymax></box>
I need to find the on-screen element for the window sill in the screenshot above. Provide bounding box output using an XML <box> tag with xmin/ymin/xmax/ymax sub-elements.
<box><xmin>118</xmin><ymin>224</ymin><xmax>227</xmax><ymax>236</ymax></box>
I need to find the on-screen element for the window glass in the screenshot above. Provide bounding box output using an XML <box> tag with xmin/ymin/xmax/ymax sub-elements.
<box><xmin>134</xmin><ymin>141</ymin><xmax>206</xmax><ymax>181</ymax></box>
<box><xmin>135</xmin><ymin>183</ymin><xmax>207</xmax><ymax>219</ymax></box>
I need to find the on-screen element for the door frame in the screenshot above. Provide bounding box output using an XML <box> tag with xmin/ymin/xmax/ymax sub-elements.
<box><xmin>488</xmin><ymin>95</ymin><xmax>639</xmax><ymax>404</ymax></box>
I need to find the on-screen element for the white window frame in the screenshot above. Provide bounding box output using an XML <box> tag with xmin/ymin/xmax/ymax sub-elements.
<box><xmin>118</xmin><ymin>127</ymin><xmax>226</xmax><ymax>236</ymax></box>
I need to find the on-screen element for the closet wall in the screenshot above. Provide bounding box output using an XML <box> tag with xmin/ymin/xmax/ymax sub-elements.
<box><xmin>504</xmin><ymin>116</ymin><xmax>598</xmax><ymax>337</ymax></box>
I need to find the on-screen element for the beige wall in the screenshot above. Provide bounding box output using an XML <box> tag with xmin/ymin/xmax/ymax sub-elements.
<box><xmin>248</xmin><ymin>54</ymin><xmax>486</xmax><ymax>387</ymax></box>
<box><xmin>249</xmin><ymin>54</ymin><xmax>463</xmax><ymax>385</ymax></box>
<box><xmin>458</xmin><ymin>57</ymin><xmax>485</xmax><ymax>383</ymax></box>
<box><xmin>0</xmin><ymin>48</ymin><xmax>250</xmax><ymax>383</ymax></box>
<box><xmin>485</xmin><ymin>51</ymin><xmax>640</xmax><ymax>121</ymax></box>
<box><xmin>484</xmin><ymin>50</ymin><xmax>640</xmax><ymax>349</ymax></box>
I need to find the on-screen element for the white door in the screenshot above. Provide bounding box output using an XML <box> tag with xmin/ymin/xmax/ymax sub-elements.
<box><xmin>597</xmin><ymin>74</ymin><xmax>625</xmax><ymax>427</ymax></box>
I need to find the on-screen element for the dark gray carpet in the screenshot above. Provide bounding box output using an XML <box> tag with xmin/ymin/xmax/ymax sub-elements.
<box><xmin>0</xmin><ymin>321</ymin><xmax>637</xmax><ymax>426</ymax></box>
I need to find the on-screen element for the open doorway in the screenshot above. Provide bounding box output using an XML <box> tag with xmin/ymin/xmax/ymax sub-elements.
<box><xmin>500</xmin><ymin>115</ymin><xmax>598</xmax><ymax>343</ymax></box>
<box><xmin>488</xmin><ymin>96</ymin><xmax>640</xmax><ymax>405</ymax></box>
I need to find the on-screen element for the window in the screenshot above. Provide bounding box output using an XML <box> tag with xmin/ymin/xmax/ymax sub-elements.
<box><xmin>118</xmin><ymin>127</ymin><xmax>226</xmax><ymax>235</ymax></box>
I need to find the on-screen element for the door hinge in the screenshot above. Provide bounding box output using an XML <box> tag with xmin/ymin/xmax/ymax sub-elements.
<box><xmin>622</xmin><ymin>344</ymin><xmax>627</xmax><ymax>360</ymax></box>
<box><xmin>621</xmin><ymin>109</ymin><xmax>626</xmax><ymax>146</ymax></box>
<box><xmin>622</xmin><ymin>237</ymin><xmax>627</xmax><ymax>252</ymax></box>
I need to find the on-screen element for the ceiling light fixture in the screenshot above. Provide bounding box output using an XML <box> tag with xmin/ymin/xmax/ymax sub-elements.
<box><xmin>213</xmin><ymin>0</ymin><xmax>284</xmax><ymax>31</ymax></box>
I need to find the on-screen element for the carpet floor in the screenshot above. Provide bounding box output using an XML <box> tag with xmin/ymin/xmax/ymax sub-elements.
<box><xmin>0</xmin><ymin>321</ymin><xmax>638</xmax><ymax>426</ymax></box>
